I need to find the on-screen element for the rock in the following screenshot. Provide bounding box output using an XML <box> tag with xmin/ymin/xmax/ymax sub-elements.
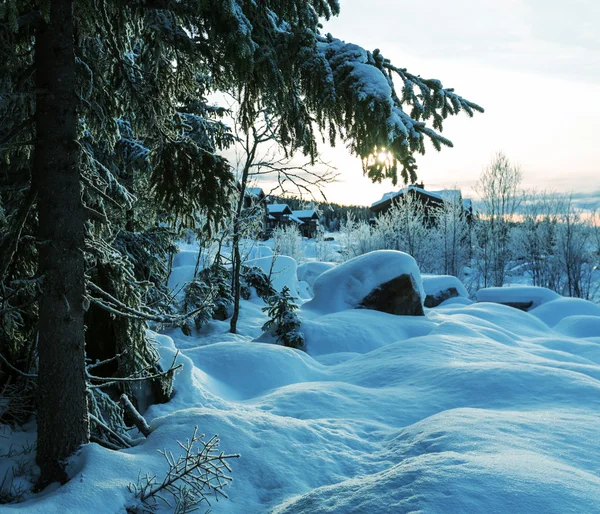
<box><xmin>424</xmin><ymin>287</ymin><xmax>461</xmax><ymax>308</ymax></box>
<box><xmin>358</xmin><ymin>274</ymin><xmax>425</xmax><ymax>316</ymax></box>
<box><xmin>476</xmin><ymin>286</ymin><xmax>560</xmax><ymax>312</ymax></box>
<box><xmin>421</xmin><ymin>275</ymin><xmax>469</xmax><ymax>308</ymax></box>
<box><xmin>303</xmin><ymin>250</ymin><xmax>425</xmax><ymax>316</ymax></box>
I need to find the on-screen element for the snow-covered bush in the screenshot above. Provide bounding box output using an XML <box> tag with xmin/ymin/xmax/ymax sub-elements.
<box><xmin>313</xmin><ymin>228</ymin><xmax>334</xmax><ymax>262</ymax></box>
<box><xmin>339</xmin><ymin>214</ymin><xmax>379</xmax><ymax>260</ymax></box>
<box><xmin>262</xmin><ymin>287</ymin><xmax>305</xmax><ymax>350</ymax></box>
<box><xmin>273</xmin><ymin>225</ymin><xmax>304</xmax><ymax>262</ymax></box>
<box><xmin>512</xmin><ymin>191</ymin><xmax>563</xmax><ymax>291</ymax></box>
<box><xmin>180</xmin><ymin>262</ymin><xmax>233</xmax><ymax>333</ymax></box>
<box><xmin>241</xmin><ymin>265</ymin><xmax>276</xmax><ymax>300</ymax></box>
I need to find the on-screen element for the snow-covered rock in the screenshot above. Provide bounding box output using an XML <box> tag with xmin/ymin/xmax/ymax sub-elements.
<box><xmin>476</xmin><ymin>286</ymin><xmax>560</xmax><ymax>311</ymax></box>
<box><xmin>422</xmin><ymin>274</ymin><xmax>469</xmax><ymax>308</ymax></box>
<box><xmin>303</xmin><ymin>250</ymin><xmax>424</xmax><ymax>315</ymax></box>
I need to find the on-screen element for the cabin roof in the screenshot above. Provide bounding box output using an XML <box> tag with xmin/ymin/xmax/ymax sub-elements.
<box><xmin>267</xmin><ymin>203</ymin><xmax>293</xmax><ymax>214</ymax></box>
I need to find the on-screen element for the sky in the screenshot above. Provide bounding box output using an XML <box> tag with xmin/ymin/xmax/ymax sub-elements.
<box><xmin>303</xmin><ymin>0</ymin><xmax>600</xmax><ymax>208</ymax></box>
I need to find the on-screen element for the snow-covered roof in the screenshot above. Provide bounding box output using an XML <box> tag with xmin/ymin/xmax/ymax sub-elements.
<box><xmin>430</xmin><ymin>189</ymin><xmax>461</xmax><ymax>202</ymax></box>
<box><xmin>267</xmin><ymin>203</ymin><xmax>292</xmax><ymax>214</ymax></box>
<box><xmin>287</xmin><ymin>214</ymin><xmax>304</xmax><ymax>224</ymax></box>
<box><xmin>245</xmin><ymin>187</ymin><xmax>265</xmax><ymax>198</ymax></box>
<box><xmin>371</xmin><ymin>186</ymin><xmax>472</xmax><ymax>212</ymax></box>
<box><xmin>292</xmin><ymin>209</ymin><xmax>319</xmax><ymax>220</ymax></box>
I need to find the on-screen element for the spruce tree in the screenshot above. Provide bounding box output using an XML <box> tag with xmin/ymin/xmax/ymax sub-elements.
<box><xmin>0</xmin><ymin>0</ymin><xmax>482</xmax><ymax>487</ymax></box>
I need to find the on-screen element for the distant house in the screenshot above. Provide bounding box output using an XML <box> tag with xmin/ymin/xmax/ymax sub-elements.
<box><xmin>238</xmin><ymin>186</ymin><xmax>267</xmax><ymax>233</ymax></box>
<box><xmin>370</xmin><ymin>183</ymin><xmax>472</xmax><ymax>223</ymax></box>
<box><xmin>264</xmin><ymin>204</ymin><xmax>321</xmax><ymax>238</ymax></box>
<box><xmin>266</xmin><ymin>203</ymin><xmax>295</xmax><ymax>232</ymax></box>
<box><xmin>243</xmin><ymin>187</ymin><xmax>266</xmax><ymax>209</ymax></box>
<box><xmin>292</xmin><ymin>209</ymin><xmax>320</xmax><ymax>238</ymax></box>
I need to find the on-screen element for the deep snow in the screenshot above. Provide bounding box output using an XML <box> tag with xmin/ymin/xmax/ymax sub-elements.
<box><xmin>3</xmin><ymin>246</ymin><xmax>600</xmax><ymax>513</ymax></box>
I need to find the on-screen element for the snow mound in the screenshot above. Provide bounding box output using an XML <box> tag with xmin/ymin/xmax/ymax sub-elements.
<box><xmin>296</xmin><ymin>261</ymin><xmax>337</xmax><ymax>288</ymax></box>
<box><xmin>274</xmin><ymin>408</ymin><xmax>600</xmax><ymax>514</ymax></box>
<box><xmin>303</xmin><ymin>250</ymin><xmax>424</xmax><ymax>315</ymax></box>
<box><xmin>554</xmin><ymin>315</ymin><xmax>600</xmax><ymax>339</ymax></box>
<box><xmin>246</xmin><ymin>245</ymin><xmax>273</xmax><ymax>260</ymax></box>
<box><xmin>476</xmin><ymin>286</ymin><xmax>560</xmax><ymax>309</ymax></box>
<box><xmin>302</xmin><ymin>310</ymin><xmax>435</xmax><ymax>356</ymax></box>
<box><xmin>422</xmin><ymin>274</ymin><xmax>468</xmax><ymax>298</ymax></box>
<box><xmin>530</xmin><ymin>297</ymin><xmax>600</xmax><ymax>327</ymax></box>
<box><xmin>246</xmin><ymin>255</ymin><xmax>300</xmax><ymax>296</ymax></box>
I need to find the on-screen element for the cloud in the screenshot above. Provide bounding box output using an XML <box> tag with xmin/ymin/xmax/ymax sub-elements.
<box><xmin>325</xmin><ymin>0</ymin><xmax>600</xmax><ymax>82</ymax></box>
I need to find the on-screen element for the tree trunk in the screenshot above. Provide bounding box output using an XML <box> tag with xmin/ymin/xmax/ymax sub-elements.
<box><xmin>34</xmin><ymin>0</ymin><xmax>89</xmax><ymax>487</ymax></box>
<box><xmin>229</xmin><ymin>189</ymin><xmax>246</xmax><ymax>334</ymax></box>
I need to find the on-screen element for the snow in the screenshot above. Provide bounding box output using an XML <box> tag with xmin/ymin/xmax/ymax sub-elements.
<box><xmin>245</xmin><ymin>245</ymin><xmax>273</xmax><ymax>261</ymax></box>
<box><xmin>266</xmin><ymin>204</ymin><xmax>292</xmax><ymax>214</ymax></box>
<box><xmin>530</xmin><ymin>297</ymin><xmax>600</xmax><ymax>327</ymax></box>
<box><xmin>422</xmin><ymin>274</ymin><xmax>469</xmax><ymax>299</ymax></box>
<box><xmin>6</xmin><ymin>245</ymin><xmax>600</xmax><ymax>513</ymax></box>
<box><xmin>303</xmin><ymin>250</ymin><xmax>424</xmax><ymax>315</ymax></box>
<box><xmin>476</xmin><ymin>285</ymin><xmax>560</xmax><ymax>309</ymax></box>
<box><xmin>296</xmin><ymin>261</ymin><xmax>336</xmax><ymax>288</ymax></box>
<box><xmin>292</xmin><ymin>209</ymin><xmax>318</xmax><ymax>219</ymax></box>
<box><xmin>245</xmin><ymin>255</ymin><xmax>300</xmax><ymax>296</ymax></box>
<box><xmin>287</xmin><ymin>214</ymin><xmax>304</xmax><ymax>224</ymax></box>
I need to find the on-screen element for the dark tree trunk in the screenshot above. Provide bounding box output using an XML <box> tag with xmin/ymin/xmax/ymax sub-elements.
<box><xmin>34</xmin><ymin>0</ymin><xmax>89</xmax><ymax>487</ymax></box>
<box><xmin>229</xmin><ymin>183</ymin><xmax>246</xmax><ymax>335</ymax></box>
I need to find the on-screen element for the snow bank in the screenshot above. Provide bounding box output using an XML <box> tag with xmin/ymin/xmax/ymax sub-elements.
<box><xmin>245</xmin><ymin>255</ymin><xmax>300</xmax><ymax>296</ymax></box>
<box><xmin>296</xmin><ymin>261</ymin><xmax>336</xmax><ymax>288</ymax></box>
<box><xmin>274</xmin><ymin>408</ymin><xmax>600</xmax><ymax>514</ymax></box>
<box><xmin>530</xmin><ymin>297</ymin><xmax>600</xmax><ymax>327</ymax></box>
<box><xmin>246</xmin><ymin>245</ymin><xmax>273</xmax><ymax>260</ymax></box>
<box><xmin>554</xmin><ymin>315</ymin><xmax>600</xmax><ymax>339</ymax></box>
<box><xmin>303</xmin><ymin>250</ymin><xmax>424</xmax><ymax>315</ymax></box>
<box><xmin>302</xmin><ymin>310</ymin><xmax>435</xmax><ymax>356</ymax></box>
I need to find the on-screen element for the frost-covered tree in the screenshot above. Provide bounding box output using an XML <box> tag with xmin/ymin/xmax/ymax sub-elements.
<box><xmin>475</xmin><ymin>152</ymin><xmax>523</xmax><ymax>287</ymax></box>
<box><xmin>432</xmin><ymin>191</ymin><xmax>470</xmax><ymax>278</ymax></box>
<box><xmin>273</xmin><ymin>225</ymin><xmax>304</xmax><ymax>263</ymax></box>
<box><xmin>512</xmin><ymin>191</ymin><xmax>563</xmax><ymax>290</ymax></box>
<box><xmin>1</xmin><ymin>0</ymin><xmax>482</xmax><ymax>487</ymax></box>
<box><xmin>556</xmin><ymin>197</ymin><xmax>596</xmax><ymax>299</ymax></box>
<box><xmin>227</xmin><ymin>104</ymin><xmax>336</xmax><ymax>334</ymax></box>
<box><xmin>374</xmin><ymin>192</ymin><xmax>438</xmax><ymax>272</ymax></box>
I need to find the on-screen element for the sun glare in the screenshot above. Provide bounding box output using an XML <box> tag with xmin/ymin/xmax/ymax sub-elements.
<box><xmin>377</xmin><ymin>151</ymin><xmax>389</xmax><ymax>163</ymax></box>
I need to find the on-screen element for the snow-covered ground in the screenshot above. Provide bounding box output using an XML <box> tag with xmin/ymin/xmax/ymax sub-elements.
<box><xmin>4</xmin><ymin>241</ymin><xmax>600</xmax><ymax>513</ymax></box>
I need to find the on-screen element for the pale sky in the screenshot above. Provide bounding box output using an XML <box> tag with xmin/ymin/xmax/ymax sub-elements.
<box><xmin>310</xmin><ymin>0</ymin><xmax>600</xmax><ymax>208</ymax></box>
